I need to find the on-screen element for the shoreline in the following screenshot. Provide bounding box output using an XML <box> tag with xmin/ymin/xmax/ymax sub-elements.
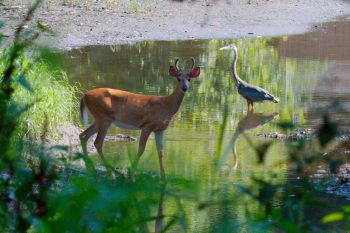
<box><xmin>1</xmin><ymin>0</ymin><xmax>349</xmax><ymax>49</ymax></box>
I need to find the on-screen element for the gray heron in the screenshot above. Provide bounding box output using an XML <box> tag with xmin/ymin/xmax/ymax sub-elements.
<box><xmin>220</xmin><ymin>44</ymin><xmax>279</xmax><ymax>112</ymax></box>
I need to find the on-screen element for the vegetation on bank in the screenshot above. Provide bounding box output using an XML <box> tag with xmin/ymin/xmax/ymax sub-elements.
<box><xmin>0</xmin><ymin>52</ymin><xmax>78</xmax><ymax>139</ymax></box>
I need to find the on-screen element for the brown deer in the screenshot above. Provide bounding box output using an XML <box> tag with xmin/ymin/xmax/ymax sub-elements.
<box><xmin>79</xmin><ymin>58</ymin><xmax>201</xmax><ymax>178</ymax></box>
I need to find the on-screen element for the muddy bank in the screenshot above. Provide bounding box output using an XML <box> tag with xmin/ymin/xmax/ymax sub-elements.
<box><xmin>1</xmin><ymin>0</ymin><xmax>349</xmax><ymax>48</ymax></box>
<box><xmin>45</xmin><ymin>123</ymin><xmax>136</xmax><ymax>155</ymax></box>
<box><xmin>327</xmin><ymin>163</ymin><xmax>350</xmax><ymax>200</ymax></box>
<box><xmin>257</xmin><ymin>127</ymin><xmax>350</xmax><ymax>141</ymax></box>
<box><xmin>257</xmin><ymin>127</ymin><xmax>350</xmax><ymax>200</ymax></box>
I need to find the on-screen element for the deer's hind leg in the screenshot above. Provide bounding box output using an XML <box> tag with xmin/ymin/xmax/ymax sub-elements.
<box><xmin>94</xmin><ymin>121</ymin><xmax>112</xmax><ymax>160</ymax></box>
<box><xmin>80</xmin><ymin>122</ymin><xmax>98</xmax><ymax>155</ymax></box>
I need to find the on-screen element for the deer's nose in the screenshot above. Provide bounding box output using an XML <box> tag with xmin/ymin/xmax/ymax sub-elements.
<box><xmin>182</xmin><ymin>80</ymin><xmax>188</xmax><ymax>92</ymax></box>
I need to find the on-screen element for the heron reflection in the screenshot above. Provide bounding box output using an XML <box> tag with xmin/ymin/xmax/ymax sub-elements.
<box><xmin>231</xmin><ymin>112</ymin><xmax>279</xmax><ymax>170</ymax></box>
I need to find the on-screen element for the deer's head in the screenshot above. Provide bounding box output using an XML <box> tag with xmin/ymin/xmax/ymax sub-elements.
<box><xmin>169</xmin><ymin>58</ymin><xmax>200</xmax><ymax>92</ymax></box>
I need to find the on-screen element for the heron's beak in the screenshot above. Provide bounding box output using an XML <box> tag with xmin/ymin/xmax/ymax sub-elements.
<box><xmin>219</xmin><ymin>45</ymin><xmax>231</xmax><ymax>51</ymax></box>
<box><xmin>219</xmin><ymin>44</ymin><xmax>236</xmax><ymax>51</ymax></box>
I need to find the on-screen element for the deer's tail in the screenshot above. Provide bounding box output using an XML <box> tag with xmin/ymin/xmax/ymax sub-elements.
<box><xmin>80</xmin><ymin>95</ymin><xmax>89</xmax><ymax>126</ymax></box>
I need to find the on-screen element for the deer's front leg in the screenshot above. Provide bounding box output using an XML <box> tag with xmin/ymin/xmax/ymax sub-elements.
<box><xmin>155</xmin><ymin>131</ymin><xmax>165</xmax><ymax>179</ymax></box>
<box><xmin>134</xmin><ymin>128</ymin><xmax>152</xmax><ymax>169</ymax></box>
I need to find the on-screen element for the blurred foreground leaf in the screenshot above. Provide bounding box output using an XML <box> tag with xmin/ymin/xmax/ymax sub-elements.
<box><xmin>277</xmin><ymin>121</ymin><xmax>295</xmax><ymax>131</ymax></box>
<box><xmin>322</xmin><ymin>212</ymin><xmax>344</xmax><ymax>223</ymax></box>
<box><xmin>318</xmin><ymin>115</ymin><xmax>338</xmax><ymax>148</ymax></box>
<box><xmin>36</xmin><ymin>21</ymin><xmax>55</xmax><ymax>35</ymax></box>
<box><xmin>16</xmin><ymin>73</ymin><xmax>33</xmax><ymax>92</ymax></box>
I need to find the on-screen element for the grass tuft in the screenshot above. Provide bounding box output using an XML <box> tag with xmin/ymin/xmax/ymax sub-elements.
<box><xmin>0</xmin><ymin>52</ymin><xmax>79</xmax><ymax>139</ymax></box>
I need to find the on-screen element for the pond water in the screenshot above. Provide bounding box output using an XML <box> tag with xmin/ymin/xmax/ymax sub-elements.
<box><xmin>60</xmin><ymin>17</ymin><xmax>350</xmax><ymax>232</ymax></box>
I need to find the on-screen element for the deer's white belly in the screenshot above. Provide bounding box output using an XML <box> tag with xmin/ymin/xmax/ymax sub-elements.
<box><xmin>113</xmin><ymin>120</ymin><xmax>140</xmax><ymax>130</ymax></box>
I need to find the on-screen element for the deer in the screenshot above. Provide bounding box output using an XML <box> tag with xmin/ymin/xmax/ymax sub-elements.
<box><xmin>79</xmin><ymin>58</ymin><xmax>201</xmax><ymax>178</ymax></box>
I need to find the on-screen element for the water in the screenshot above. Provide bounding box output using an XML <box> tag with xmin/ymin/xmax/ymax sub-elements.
<box><xmin>60</xmin><ymin>17</ymin><xmax>350</xmax><ymax>232</ymax></box>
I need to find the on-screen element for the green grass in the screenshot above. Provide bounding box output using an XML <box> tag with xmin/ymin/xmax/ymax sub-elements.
<box><xmin>0</xmin><ymin>53</ymin><xmax>79</xmax><ymax>139</ymax></box>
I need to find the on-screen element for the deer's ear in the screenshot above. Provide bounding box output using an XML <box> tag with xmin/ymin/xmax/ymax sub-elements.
<box><xmin>189</xmin><ymin>67</ymin><xmax>200</xmax><ymax>78</ymax></box>
<box><xmin>169</xmin><ymin>66</ymin><xmax>181</xmax><ymax>77</ymax></box>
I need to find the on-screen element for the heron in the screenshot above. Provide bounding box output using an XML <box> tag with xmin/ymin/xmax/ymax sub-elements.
<box><xmin>219</xmin><ymin>44</ymin><xmax>279</xmax><ymax>112</ymax></box>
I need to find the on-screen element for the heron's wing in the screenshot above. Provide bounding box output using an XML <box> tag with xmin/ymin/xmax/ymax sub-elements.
<box><xmin>239</xmin><ymin>84</ymin><xmax>278</xmax><ymax>102</ymax></box>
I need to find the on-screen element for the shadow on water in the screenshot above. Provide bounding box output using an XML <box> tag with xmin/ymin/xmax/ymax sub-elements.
<box><xmin>59</xmin><ymin>17</ymin><xmax>350</xmax><ymax>232</ymax></box>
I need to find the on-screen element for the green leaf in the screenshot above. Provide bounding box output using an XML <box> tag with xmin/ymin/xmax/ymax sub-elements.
<box><xmin>49</xmin><ymin>145</ymin><xmax>69</xmax><ymax>151</ymax></box>
<box><xmin>0</xmin><ymin>21</ymin><xmax>4</xmax><ymax>29</ymax></box>
<box><xmin>36</xmin><ymin>21</ymin><xmax>55</xmax><ymax>35</ymax></box>
<box><xmin>318</xmin><ymin>115</ymin><xmax>338</xmax><ymax>148</ymax></box>
<box><xmin>37</xmin><ymin>46</ymin><xmax>61</xmax><ymax>71</ymax></box>
<box><xmin>16</xmin><ymin>73</ymin><xmax>33</xmax><ymax>92</ymax></box>
<box><xmin>328</xmin><ymin>159</ymin><xmax>342</xmax><ymax>174</ymax></box>
<box><xmin>256</xmin><ymin>142</ymin><xmax>272</xmax><ymax>164</ymax></box>
<box><xmin>322</xmin><ymin>212</ymin><xmax>344</xmax><ymax>223</ymax></box>
<box><xmin>276</xmin><ymin>121</ymin><xmax>295</xmax><ymax>130</ymax></box>
<box><xmin>343</xmin><ymin>206</ymin><xmax>350</xmax><ymax>213</ymax></box>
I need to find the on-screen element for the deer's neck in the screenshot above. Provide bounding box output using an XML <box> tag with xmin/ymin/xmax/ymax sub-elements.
<box><xmin>165</xmin><ymin>82</ymin><xmax>186</xmax><ymax>115</ymax></box>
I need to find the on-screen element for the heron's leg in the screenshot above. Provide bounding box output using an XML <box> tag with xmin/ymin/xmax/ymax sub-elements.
<box><xmin>247</xmin><ymin>101</ymin><xmax>254</xmax><ymax>113</ymax></box>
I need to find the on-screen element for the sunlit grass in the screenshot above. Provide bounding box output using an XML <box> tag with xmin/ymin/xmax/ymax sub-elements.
<box><xmin>0</xmin><ymin>53</ymin><xmax>79</xmax><ymax>139</ymax></box>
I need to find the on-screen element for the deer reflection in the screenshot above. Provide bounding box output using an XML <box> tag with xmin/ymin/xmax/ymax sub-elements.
<box><xmin>141</xmin><ymin>182</ymin><xmax>165</xmax><ymax>233</ymax></box>
<box><xmin>154</xmin><ymin>184</ymin><xmax>165</xmax><ymax>233</ymax></box>
<box><xmin>231</xmin><ymin>112</ymin><xmax>279</xmax><ymax>170</ymax></box>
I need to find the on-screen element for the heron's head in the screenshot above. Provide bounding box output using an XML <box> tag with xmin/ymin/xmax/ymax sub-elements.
<box><xmin>169</xmin><ymin>58</ymin><xmax>200</xmax><ymax>92</ymax></box>
<box><xmin>219</xmin><ymin>44</ymin><xmax>238</xmax><ymax>53</ymax></box>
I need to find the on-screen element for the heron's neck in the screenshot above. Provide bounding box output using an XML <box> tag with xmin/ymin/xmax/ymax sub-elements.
<box><xmin>232</xmin><ymin>50</ymin><xmax>243</xmax><ymax>86</ymax></box>
<box><xmin>232</xmin><ymin>133</ymin><xmax>239</xmax><ymax>170</ymax></box>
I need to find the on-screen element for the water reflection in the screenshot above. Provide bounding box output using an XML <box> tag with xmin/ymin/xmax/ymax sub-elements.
<box><xmin>231</xmin><ymin>112</ymin><xmax>278</xmax><ymax>170</ymax></box>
